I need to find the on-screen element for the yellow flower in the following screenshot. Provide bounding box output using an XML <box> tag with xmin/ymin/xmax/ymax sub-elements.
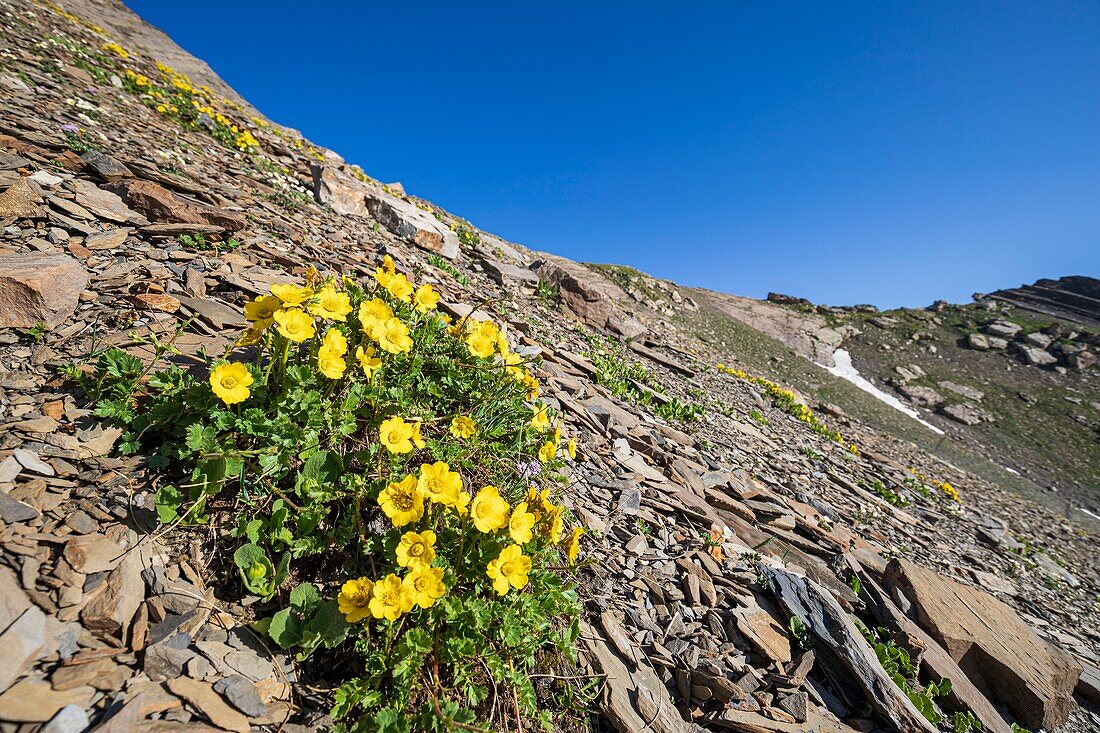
<box><xmin>537</xmin><ymin>441</ymin><xmax>557</xmax><ymax>463</ymax></box>
<box><xmin>522</xmin><ymin>372</ymin><xmax>540</xmax><ymax>400</ymax></box>
<box><xmin>449</xmin><ymin>415</ymin><xmax>477</xmax><ymax>439</ymax></box>
<box><xmin>566</xmin><ymin>437</ymin><xmax>577</xmax><ymax>461</ymax></box>
<box><xmin>355</xmin><ymin>345</ymin><xmax>382</xmax><ymax>378</ymax></box>
<box><xmin>271</xmin><ymin>283</ymin><xmax>313</xmax><ymax>308</ymax></box>
<box><xmin>369</xmin><ymin>573</ymin><xmax>412</xmax><ymax>621</ymax></box>
<box><xmin>566</xmin><ymin>527</ymin><xmax>584</xmax><ymax>566</ymax></box>
<box><xmin>417</xmin><ymin>461</ymin><xmax>463</xmax><ymax>506</ymax></box>
<box><xmin>337</xmin><ymin>577</ymin><xmax>373</xmax><ymax>623</ymax></box>
<box><xmin>378</xmin><ymin>475</ymin><xmax>425</xmax><ymax>527</ymax></box>
<box><xmin>470</xmin><ymin>486</ymin><xmax>511</xmax><ymax>533</ymax></box>
<box><xmin>209</xmin><ymin>362</ymin><xmax>253</xmax><ymax>405</ymax></box>
<box><xmin>309</xmin><ymin>285</ymin><xmax>353</xmax><ymax>321</ymax></box>
<box><xmin>386</xmin><ymin>272</ymin><xmax>414</xmax><ymax>302</ymax></box>
<box><xmin>319</xmin><ymin>328</ymin><xmax>348</xmax><ymax>356</ymax></box>
<box><xmin>358</xmin><ymin>298</ymin><xmax>393</xmax><ymax>338</ymax></box>
<box><xmin>465</xmin><ymin>320</ymin><xmax>501</xmax><ymax>359</ymax></box>
<box><xmin>508</xmin><ymin>501</ymin><xmax>536</xmax><ymax>544</ymax></box>
<box><xmin>101</xmin><ymin>42</ymin><xmax>128</xmax><ymax>59</ymax></box>
<box><xmin>413</xmin><ymin>283</ymin><xmax>440</xmax><ymax>313</ymax></box>
<box><xmin>317</xmin><ymin>348</ymin><xmax>346</xmax><ymax>379</ymax></box>
<box><xmin>273</xmin><ymin>308</ymin><xmax>315</xmax><ymax>342</ymax></box>
<box><xmin>379</xmin><ymin>416</ymin><xmax>416</xmax><ymax>454</ymax></box>
<box><xmin>403</xmin><ymin>566</ymin><xmax>446</xmax><ymax>609</ymax></box>
<box><xmin>530</xmin><ymin>406</ymin><xmax>551</xmax><ymax>431</ymax></box>
<box><xmin>235</xmin><ymin>327</ymin><xmax>264</xmax><ymax>347</ymax></box>
<box><xmin>486</xmin><ymin>545</ymin><xmax>531</xmax><ymax>596</ymax></box>
<box><xmin>396</xmin><ymin>530</ymin><xmax>436</xmax><ymax>569</ymax></box>
<box><xmin>376</xmin><ymin>317</ymin><xmax>413</xmax><ymax>354</ymax></box>
<box><xmin>545</xmin><ymin>505</ymin><xmax>565</xmax><ymax>543</ymax></box>
<box><xmin>502</xmin><ymin>351</ymin><xmax>525</xmax><ymax>377</ymax></box>
<box><xmin>454</xmin><ymin>490</ymin><xmax>471</xmax><ymax>517</ymax></box>
<box><xmin>373</xmin><ymin>255</ymin><xmax>397</xmax><ymax>288</ymax></box>
<box><xmin>410</xmin><ymin>421</ymin><xmax>427</xmax><ymax>449</ymax></box>
<box><xmin>244</xmin><ymin>295</ymin><xmax>281</xmax><ymax>328</ymax></box>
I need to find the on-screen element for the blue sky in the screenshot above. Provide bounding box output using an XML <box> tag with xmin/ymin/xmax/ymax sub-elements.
<box><xmin>127</xmin><ymin>1</ymin><xmax>1099</xmax><ymax>308</ymax></box>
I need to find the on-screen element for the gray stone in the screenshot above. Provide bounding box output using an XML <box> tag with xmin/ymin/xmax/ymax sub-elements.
<box><xmin>0</xmin><ymin>490</ymin><xmax>40</xmax><ymax>523</ymax></box>
<box><xmin>985</xmin><ymin>319</ymin><xmax>1021</xmax><ymax>338</ymax></box>
<box><xmin>80</xmin><ymin>150</ymin><xmax>134</xmax><ymax>182</ymax></box>
<box><xmin>1017</xmin><ymin>345</ymin><xmax>1057</xmax><ymax>367</ymax></box>
<box><xmin>896</xmin><ymin>384</ymin><xmax>945</xmax><ymax>408</ymax></box>
<box><xmin>616</xmin><ymin>488</ymin><xmax>641</xmax><ymax>515</ymax></box>
<box><xmin>41</xmin><ymin>704</ymin><xmax>90</xmax><ymax>733</ymax></box>
<box><xmin>213</xmin><ymin>674</ymin><xmax>268</xmax><ymax>717</ymax></box>
<box><xmin>967</xmin><ymin>332</ymin><xmax>990</xmax><ymax>350</ymax></box>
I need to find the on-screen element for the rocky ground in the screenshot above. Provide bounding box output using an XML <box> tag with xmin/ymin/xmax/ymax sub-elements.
<box><xmin>1</xmin><ymin>1</ymin><xmax>1098</xmax><ymax>732</ymax></box>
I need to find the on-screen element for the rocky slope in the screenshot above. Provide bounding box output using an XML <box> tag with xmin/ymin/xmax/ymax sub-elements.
<box><xmin>0</xmin><ymin>2</ymin><xmax>1098</xmax><ymax>732</ymax></box>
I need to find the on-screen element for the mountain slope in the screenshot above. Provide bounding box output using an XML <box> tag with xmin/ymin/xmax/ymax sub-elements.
<box><xmin>0</xmin><ymin>2</ymin><xmax>1098</xmax><ymax>732</ymax></box>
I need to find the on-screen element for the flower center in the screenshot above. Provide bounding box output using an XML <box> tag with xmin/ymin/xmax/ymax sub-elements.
<box><xmin>221</xmin><ymin>376</ymin><xmax>237</xmax><ymax>388</ymax></box>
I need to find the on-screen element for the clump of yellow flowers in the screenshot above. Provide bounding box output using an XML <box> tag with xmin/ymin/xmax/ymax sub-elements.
<box><xmin>717</xmin><ymin>362</ymin><xmax>859</xmax><ymax>453</ymax></box>
<box><xmin>908</xmin><ymin>467</ymin><xmax>962</xmax><ymax>503</ymax></box>
<box><xmin>127</xmin><ymin>254</ymin><xmax>589</xmax><ymax>726</ymax></box>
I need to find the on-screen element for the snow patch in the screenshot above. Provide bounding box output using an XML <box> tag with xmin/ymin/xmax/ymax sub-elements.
<box><xmin>819</xmin><ymin>349</ymin><xmax>945</xmax><ymax>435</ymax></box>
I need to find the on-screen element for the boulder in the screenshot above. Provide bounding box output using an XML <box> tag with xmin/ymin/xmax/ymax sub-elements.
<box><xmin>531</xmin><ymin>258</ymin><xmax>646</xmax><ymax>339</ymax></box>
<box><xmin>1067</xmin><ymin>350</ymin><xmax>1096</xmax><ymax>370</ymax></box>
<box><xmin>896</xmin><ymin>384</ymin><xmax>945</xmax><ymax>408</ymax></box>
<box><xmin>1016</xmin><ymin>344</ymin><xmax>1057</xmax><ymax>367</ymax></box>
<box><xmin>0</xmin><ymin>253</ymin><xmax>88</xmax><ymax>328</ymax></box>
<box><xmin>311</xmin><ymin>164</ymin><xmax>460</xmax><ymax>258</ymax></box>
<box><xmin>310</xmin><ymin>164</ymin><xmax>370</xmax><ymax>217</ymax></box>
<box><xmin>967</xmin><ymin>332</ymin><xmax>989</xmax><ymax>350</ymax></box>
<box><xmin>363</xmin><ymin>191</ymin><xmax>459</xmax><ymax>259</ymax></box>
<box><xmin>885</xmin><ymin>558</ymin><xmax>1081</xmax><ymax>730</ymax></box>
<box><xmin>940</xmin><ymin>402</ymin><xmax>993</xmax><ymax>425</ymax></box>
<box><xmin>985</xmin><ymin>319</ymin><xmax>1021</xmax><ymax>338</ymax></box>
<box><xmin>107</xmin><ymin>178</ymin><xmax>245</xmax><ymax>231</ymax></box>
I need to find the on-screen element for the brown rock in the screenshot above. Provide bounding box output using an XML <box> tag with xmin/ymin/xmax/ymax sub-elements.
<box><xmin>70</xmin><ymin>178</ymin><xmax>148</xmax><ymax>224</ymax></box>
<box><xmin>583</xmin><ymin>613</ymin><xmax>694</xmax><ymax>733</ymax></box>
<box><xmin>0</xmin><ymin>177</ymin><xmax>45</xmax><ymax>218</ymax></box>
<box><xmin>531</xmin><ymin>257</ymin><xmax>647</xmax><ymax>339</ymax></box>
<box><xmin>0</xmin><ymin>252</ymin><xmax>89</xmax><ymax>328</ymax></box>
<box><xmin>82</xmin><ymin>551</ymin><xmax>144</xmax><ymax>641</ymax></box>
<box><xmin>732</xmin><ymin>598</ymin><xmax>792</xmax><ymax>664</ymax></box>
<box><xmin>85</xmin><ymin>227</ymin><xmax>132</xmax><ymax>250</ymax></box>
<box><xmin>0</xmin><ymin>605</ymin><xmax>47</xmax><ymax>693</ymax></box>
<box><xmin>167</xmin><ymin>676</ymin><xmax>250</xmax><ymax>733</ymax></box>
<box><xmin>361</xmin><ymin>186</ymin><xmax>460</xmax><ymax>259</ymax></box>
<box><xmin>108</xmin><ymin>179</ymin><xmax>245</xmax><ymax>231</ymax></box>
<box><xmin>885</xmin><ymin>558</ymin><xmax>1081</xmax><ymax>730</ymax></box>
<box><xmin>131</xmin><ymin>293</ymin><xmax>182</xmax><ymax>312</ymax></box>
<box><xmin>51</xmin><ymin>657</ymin><xmax>129</xmax><ymax>691</ymax></box>
<box><xmin>0</xmin><ymin>678</ymin><xmax>95</xmax><ymax>723</ymax></box>
<box><xmin>64</xmin><ymin>533</ymin><xmax>125</xmax><ymax>574</ymax></box>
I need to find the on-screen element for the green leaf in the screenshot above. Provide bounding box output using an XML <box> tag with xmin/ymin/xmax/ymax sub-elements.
<box><xmin>267</xmin><ymin>607</ymin><xmax>302</xmax><ymax>648</ymax></box>
<box><xmin>191</xmin><ymin>457</ymin><xmax>227</xmax><ymax>497</ymax></box>
<box><xmin>289</xmin><ymin>582</ymin><xmax>321</xmax><ymax>613</ymax></box>
<box><xmin>185</xmin><ymin>423</ymin><xmax>216</xmax><ymax>453</ymax></box>
<box><xmin>155</xmin><ymin>484</ymin><xmax>183</xmax><ymax>524</ymax></box>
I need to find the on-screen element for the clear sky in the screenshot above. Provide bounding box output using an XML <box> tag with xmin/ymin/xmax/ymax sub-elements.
<box><xmin>126</xmin><ymin>1</ymin><xmax>1099</xmax><ymax>308</ymax></box>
